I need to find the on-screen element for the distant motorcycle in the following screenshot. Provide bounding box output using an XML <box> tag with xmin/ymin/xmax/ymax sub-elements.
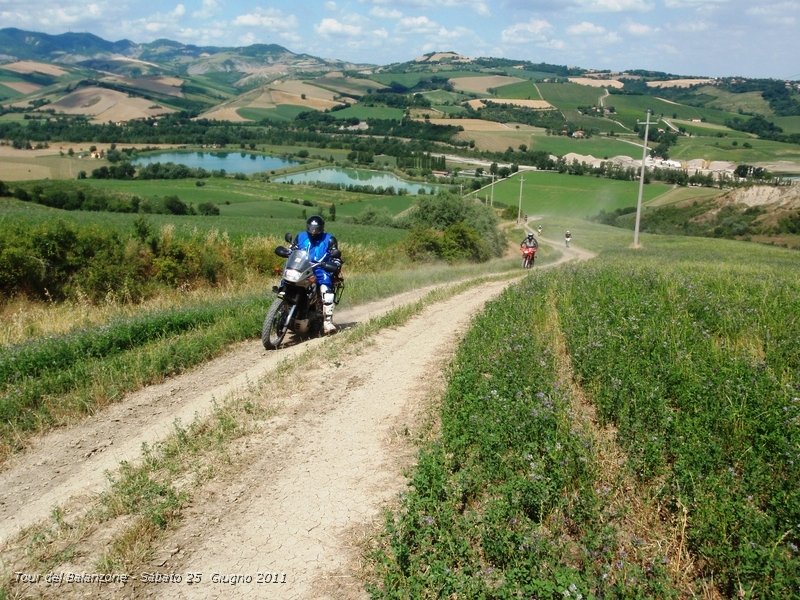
<box><xmin>262</xmin><ymin>234</ymin><xmax>344</xmax><ymax>350</ymax></box>
<box><xmin>521</xmin><ymin>245</ymin><xmax>537</xmax><ymax>269</ymax></box>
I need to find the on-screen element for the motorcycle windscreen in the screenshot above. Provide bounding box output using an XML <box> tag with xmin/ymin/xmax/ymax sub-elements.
<box><xmin>284</xmin><ymin>249</ymin><xmax>311</xmax><ymax>282</ymax></box>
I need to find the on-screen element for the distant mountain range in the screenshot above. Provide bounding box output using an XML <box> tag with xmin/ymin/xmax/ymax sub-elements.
<box><xmin>0</xmin><ymin>27</ymin><xmax>365</xmax><ymax>80</ymax></box>
<box><xmin>2</xmin><ymin>26</ymin><xmax>798</xmax><ymax>138</ymax></box>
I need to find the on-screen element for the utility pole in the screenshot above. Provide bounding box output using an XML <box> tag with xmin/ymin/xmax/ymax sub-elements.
<box><xmin>517</xmin><ymin>175</ymin><xmax>524</xmax><ymax>225</ymax></box>
<box><xmin>633</xmin><ymin>109</ymin><xmax>652</xmax><ymax>248</ymax></box>
<box><xmin>490</xmin><ymin>173</ymin><xmax>495</xmax><ymax>207</ymax></box>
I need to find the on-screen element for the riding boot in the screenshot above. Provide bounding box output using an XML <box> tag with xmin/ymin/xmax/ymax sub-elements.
<box><xmin>322</xmin><ymin>286</ymin><xmax>337</xmax><ymax>334</ymax></box>
<box><xmin>323</xmin><ymin>304</ymin><xmax>337</xmax><ymax>334</ymax></box>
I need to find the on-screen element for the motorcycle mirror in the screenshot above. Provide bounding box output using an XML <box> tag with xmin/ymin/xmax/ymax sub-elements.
<box><xmin>284</xmin><ymin>232</ymin><xmax>293</xmax><ymax>243</ymax></box>
<box><xmin>274</xmin><ymin>246</ymin><xmax>291</xmax><ymax>258</ymax></box>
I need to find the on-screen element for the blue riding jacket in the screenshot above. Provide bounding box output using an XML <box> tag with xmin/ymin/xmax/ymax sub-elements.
<box><xmin>294</xmin><ymin>231</ymin><xmax>337</xmax><ymax>287</ymax></box>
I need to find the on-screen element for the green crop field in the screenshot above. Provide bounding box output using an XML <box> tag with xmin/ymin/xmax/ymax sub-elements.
<box><xmin>328</xmin><ymin>105</ymin><xmax>405</xmax><ymax>120</ymax></box>
<box><xmin>475</xmin><ymin>171</ymin><xmax>672</xmax><ymax>218</ymax></box>
<box><xmin>693</xmin><ymin>86</ymin><xmax>774</xmax><ymax>115</ymax></box>
<box><xmin>0</xmin><ymin>195</ymin><xmax>407</xmax><ymax>247</ymax></box>
<box><xmin>494</xmin><ymin>80</ymin><xmax>543</xmax><ymax>99</ymax></box>
<box><xmin>537</xmin><ymin>81</ymin><xmax>606</xmax><ymax>110</ymax></box>
<box><xmin>604</xmin><ymin>94</ymin><xmax>744</xmax><ymax>129</ymax></box>
<box><xmin>367</xmin><ymin>70</ymin><xmax>488</xmax><ymax>88</ymax></box>
<box><xmin>668</xmin><ymin>119</ymin><xmax>752</xmax><ymax>137</ymax></box>
<box><xmin>371</xmin><ymin>235</ymin><xmax>800</xmax><ymax>598</ymax></box>
<box><xmin>527</xmin><ymin>133</ymin><xmax>644</xmax><ymax>159</ymax></box>
<box><xmin>774</xmin><ymin>115</ymin><xmax>800</xmax><ymax>135</ymax></box>
<box><xmin>237</xmin><ymin>105</ymin><xmax>309</xmax><ymax>122</ymax></box>
<box><xmin>76</xmin><ymin>177</ymin><xmax>413</xmax><ymax>216</ymax></box>
<box><xmin>669</xmin><ymin>135</ymin><xmax>800</xmax><ymax>163</ymax></box>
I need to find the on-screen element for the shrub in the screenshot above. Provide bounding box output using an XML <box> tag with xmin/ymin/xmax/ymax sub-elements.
<box><xmin>197</xmin><ymin>202</ymin><xmax>220</xmax><ymax>216</ymax></box>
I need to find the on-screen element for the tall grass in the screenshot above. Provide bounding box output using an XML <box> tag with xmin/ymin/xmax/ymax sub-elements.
<box><xmin>369</xmin><ymin>236</ymin><xmax>800</xmax><ymax>598</ymax></box>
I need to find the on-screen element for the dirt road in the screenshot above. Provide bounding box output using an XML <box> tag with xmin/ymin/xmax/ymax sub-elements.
<box><xmin>0</xmin><ymin>242</ymin><xmax>593</xmax><ymax>599</ymax></box>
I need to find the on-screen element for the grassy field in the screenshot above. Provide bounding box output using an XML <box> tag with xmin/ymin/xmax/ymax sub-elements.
<box><xmin>669</xmin><ymin>135</ymin><xmax>800</xmax><ymax>163</ymax></box>
<box><xmin>236</xmin><ymin>105</ymin><xmax>310</xmax><ymax>122</ymax></box>
<box><xmin>494</xmin><ymin>80</ymin><xmax>543</xmax><ymax>99</ymax></box>
<box><xmin>325</xmin><ymin>105</ymin><xmax>405</xmax><ymax>121</ymax></box>
<box><xmin>473</xmin><ymin>170</ymin><xmax>673</xmax><ymax>219</ymax></box>
<box><xmin>774</xmin><ymin>115</ymin><xmax>800</xmax><ymax>135</ymax></box>
<box><xmin>370</xmin><ymin>234</ymin><xmax>800</xmax><ymax>598</ymax></box>
<box><xmin>605</xmin><ymin>93</ymin><xmax>744</xmax><ymax>129</ymax></box>
<box><xmin>527</xmin><ymin>133</ymin><xmax>644</xmax><ymax>159</ymax></box>
<box><xmin>0</xmin><ymin>196</ymin><xmax>409</xmax><ymax>248</ymax></box>
<box><xmin>367</xmin><ymin>70</ymin><xmax>488</xmax><ymax>89</ymax></box>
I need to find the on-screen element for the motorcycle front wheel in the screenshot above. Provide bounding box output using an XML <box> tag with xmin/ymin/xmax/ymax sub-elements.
<box><xmin>262</xmin><ymin>298</ymin><xmax>290</xmax><ymax>350</ymax></box>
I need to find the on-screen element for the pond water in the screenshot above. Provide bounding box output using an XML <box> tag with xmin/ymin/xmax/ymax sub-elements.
<box><xmin>132</xmin><ymin>151</ymin><xmax>299</xmax><ymax>173</ymax></box>
<box><xmin>274</xmin><ymin>167</ymin><xmax>440</xmax><ymax>195</ymax></box>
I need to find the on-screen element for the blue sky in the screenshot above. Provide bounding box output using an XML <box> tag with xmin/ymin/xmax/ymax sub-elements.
<box><xmin>2</xmin><ymin>0</ymin><xmax>798</xmax><ymax>79</ymax></box>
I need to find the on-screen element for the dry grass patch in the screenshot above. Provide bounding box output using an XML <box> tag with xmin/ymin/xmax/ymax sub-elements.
<box><xmin>424</xmin><ymin>117</ymin><xmax>513</xmax><ymax>131</ymax></box>
<box><xmin>42</xmin><ymin>86</ymin><xmax>175</xmax><ymax>123</ymax></box>
<box><xmin>450</xmin><ymin>75</ymin><xmax>526</xmax><ymax>94</ymax></box>
<box><xmin>2</xmin><ymin>60</ymin><xmax>67</xmax><ymax>77</ymax></box>
<box><xmin>568</xmin><ymin>77</ymin><xmax>624</xmax><ymax>89</ymax></box>
<box><xmin>471</xmin><ymin>98</ymin><xmax>553</xmax><ymax>110</ymax></box>
<box><xmin>2</xmin><ymin>81</ymin><xmax>42</xmax><ymax>94</ymax></box>
<box><xmin>647</xmin><ymin>79</ymin><xmax>716</xmax><ymax>88</ymax></box>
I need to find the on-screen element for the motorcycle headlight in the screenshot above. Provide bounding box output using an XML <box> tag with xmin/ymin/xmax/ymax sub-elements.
<box><xmin>284</xmin><ymin>269</ymin><xmax>302</xmax><ymax>282</ymax></box>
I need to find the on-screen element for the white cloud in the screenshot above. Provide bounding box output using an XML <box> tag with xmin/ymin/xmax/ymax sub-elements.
<box><xmin>501</xmin><ymin>19</ymin><xmax>553</xmax><ymax>44</ymax></box>
<box><xmin>397</xmin><ymin>16</ymin><xmax>439</xmax><ymax>34</ymax></box>
<box><xmin>234</xmin><ymin>8</ymin><xmax>298</xmax><ymax>31</ymax></box>
<box><xmin>542</xmin><ymin>38</ymin><xmax>567</xmax><ymax>50</ymax></box>
<box><xmin>315</xmin><ymin>18</ymin><xmax>363</xmax><ymax>37</ymax></box>
<box><xmin>433</xmin><ymin>25</ymin><xmax>473</xmax><ymax>42</ymax></box>
<box><xmin>668</xmin><ymin>20</ymin><xmax>709</xmax><ymax>32</ymax></box>
<box><xmin>144</xmin><ymin>21</ymin><xmax>168</xmax><ymax>34</ymax></box>
<box><xmin>368</xmin><ymin>0</ymin><xmax>489</xmax><ymax>14</ymax></box>
<box><xmin>567</xmin><ymin>21</ymin><xmax>607</xmax><ymax>35</ymax></box>
<box><xmin>192</xmin><ymin>0</ymin><xmax>220</xmax><ymax>20</ymax></box>
<box><xmin>746</xmin><ymin>2</ymin><xmax>797</xmax><ymax>26</ymax></box>
<box><xmin>370</xmin><ymin>7</ymin><xmax>404</xmax><ymax>19</ymax></box>
<box><xmin>172</xmin><ymin>4</ymin><xmax>186</xmax><ymax>18</ymax></box>
<box><xmin>622</xmin><ymin>21</ymin><xmax>655</xmax><ymax>35</ymax></box>
<box><xmin>664</xmin><ymin>0</ymin><xmax>727</xmax><ymax>6</ymax></box>
<box><xmin>573</xmin><ymin>0</ymin><xmax>652</xmax><ymax>11</ymax></box>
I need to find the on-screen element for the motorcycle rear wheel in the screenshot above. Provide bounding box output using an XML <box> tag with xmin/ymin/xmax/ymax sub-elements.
<box><xmin>262</xmin><ymin>298</ymin><xmax>290</xmax><ymax>350</ymax></box>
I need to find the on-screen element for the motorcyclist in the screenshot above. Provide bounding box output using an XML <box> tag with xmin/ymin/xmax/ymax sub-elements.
<box><xmin>520</xmin><ymin>232</ymin><xmax>539</xmax><ymax>250</ymax></box>
<box><xmin>565</xmin><ymin>230</ymin><xmax>572</xmax><ymax>247</ymax></box>
<box><xmin>293</xmin><ymin>215</ymin><xmax>342</xmax><ymax>334</ymax></box>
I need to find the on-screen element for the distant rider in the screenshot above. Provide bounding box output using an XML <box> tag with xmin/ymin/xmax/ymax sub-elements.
<box><xmin>565</xmin><ymin>230</ymin><xmax>572</xmax><ymax>247</ymax></box>
<box><xmin>293</xmin><ymin>215</ymin><xmax>342</xmax><ymax>334</ymax></box>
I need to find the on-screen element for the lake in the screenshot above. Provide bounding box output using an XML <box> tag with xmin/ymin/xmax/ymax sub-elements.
<box><xmin>132</xmin><ymin>151</ymin><xmax>299</xmax><ymax>173</ymax></box>
<box><xmin>274</xmin><ymin>167</ymin><xmax>441</xmax><ymax>195</ymax></box>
